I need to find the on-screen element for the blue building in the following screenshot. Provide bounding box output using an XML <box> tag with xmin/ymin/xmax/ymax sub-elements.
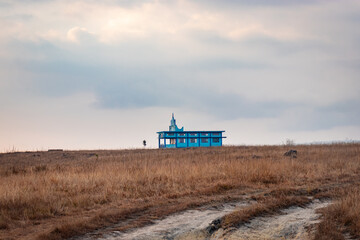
<box><xmin>157</xmin><ymin>114</ymin><xmax>226</xmax><ymax>148</ymax></box>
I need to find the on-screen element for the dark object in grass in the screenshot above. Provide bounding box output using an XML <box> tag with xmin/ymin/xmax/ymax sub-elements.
<box><xmin>284</xmin><ymin>150</ymin><xmax>297</xmax><ymax>158</ymax></box>
<box><xmin>206</xmin><ymin>218</ymin><xmax>222</xmax><ymax>234</ymax></box>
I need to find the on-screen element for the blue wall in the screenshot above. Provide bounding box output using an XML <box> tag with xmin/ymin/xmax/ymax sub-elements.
<box><xmin>158</xmin><ymin>131</ymin><xmax>225</xmax><ymax>148</ymax></box>
<box><xmin>210</xmin><ymin>137</ymin><xmax>222</xmax><ymax>147</ymax></box>
<box><xmin>177</xmin><ymin>138</ymin><xmax>187</xmax><ymax>148</ymax></box>
<box><xmin>188</xmin><ymin>137</ymin><xmax>199</xmax><ymax>147</ymax></box>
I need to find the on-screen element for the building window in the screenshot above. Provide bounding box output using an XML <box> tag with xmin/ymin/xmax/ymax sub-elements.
<box><xmin>178</xmin><ymin>133</ymin><xmax>186</xmax><ymax>136</ymax></box>
<box><xmin>190</xmin><ymin>133</ymin><xmax>197</xmax><ymax>136</ymax></box>
<box><xmin>201</xmin><ymin>133</ymin><xmax>208</xmax><ymax>136</ymax></box>
<box><xmin>168</xmin><ymin>133</ymin><xmax>175</xmax><ymax>136</ymax></box>
<box><xmin>212</xmin><ymin>133</ymin><xmax>220</xmax><ymax>136</ymax></box>
<box><xmin>179</xmin><ymin>138</ymin><xmax>185</xmax><ymax>143</ymax></box>
<box><xmin>201</xmin><ymin>138</ymin><xmax>209</xmax><ymax>143</ymax></box>
<box><xmin>170</xmin><ymin>139</ymin><xmax>176</xmax><ymax>144</ymax></box>
<box><xmin>190</xmin><ymin>138</ymin><xmax>197</xmax><ymax>143</ymax></box>
<box><xmin>213</xmin><ymin>138</ymin><xmax>220</xmax><ymax>143</ymax></box>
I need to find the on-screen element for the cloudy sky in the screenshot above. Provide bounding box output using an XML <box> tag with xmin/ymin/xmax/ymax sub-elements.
<box><xmin>1</xmin><ymin>0</ymin><xmax>359</xmax><ymax>151</ymax></box>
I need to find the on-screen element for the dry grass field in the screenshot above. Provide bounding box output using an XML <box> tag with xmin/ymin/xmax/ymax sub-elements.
<box><xmin>0</xmin><ymin>143</ymin><xmax>359</xmax><ymax>240</ymax></box>
<box><xmin>315</xmin><ymin>186</ymin><xmax>360</xmax><ymax>239</ymax></box>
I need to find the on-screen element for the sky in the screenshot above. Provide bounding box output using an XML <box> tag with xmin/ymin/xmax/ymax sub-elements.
<box><xmin>1</xmin><ymin>0</ymin><xmax>360</xmax><ymax>151</ymax></box>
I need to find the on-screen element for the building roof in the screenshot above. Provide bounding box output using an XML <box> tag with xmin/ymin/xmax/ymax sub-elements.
<box><xmin>158</xmin><ymin>114</ymin><xmax>225</xmax><ymax>135</ymax></box>
<box><xmin>157</xmin><ymin>130</ymin><xmax>225</xmax><ymax>133</ymax></box>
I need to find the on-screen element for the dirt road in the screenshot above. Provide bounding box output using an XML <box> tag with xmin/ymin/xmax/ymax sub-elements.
<box><xmin>77</xmin><ymin>199</ymin><xmax>330</xmax><ymax>240</ymax></box>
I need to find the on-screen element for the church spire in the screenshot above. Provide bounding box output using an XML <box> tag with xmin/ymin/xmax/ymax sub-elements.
<box><xmin>169</xmin><ymin>113</ymin><xmax>184</xmax><ymax>132</ymax></box>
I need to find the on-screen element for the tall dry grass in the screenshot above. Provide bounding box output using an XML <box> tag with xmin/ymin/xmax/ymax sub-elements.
<box><xmin>0</xmin><ymin>144</ymin><xmax>359</xmax><ymax>238</ymax></box>
<box><xmin>315</xmin><ymin>186</ymin><xmax>360</xmax><ymax>239</ymax></box>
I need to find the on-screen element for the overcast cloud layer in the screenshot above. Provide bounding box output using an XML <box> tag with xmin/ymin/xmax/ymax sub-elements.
<box><xmin>1</xmin><ymin>0</ymin><xmax>360</xmax><ymax>150</ymax></box>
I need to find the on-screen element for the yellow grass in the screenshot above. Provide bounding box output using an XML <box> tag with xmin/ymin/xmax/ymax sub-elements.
<box><xmin>0</xmin><ymin>143</ymin><xmax>359</xmax><ymax>239</ymax></box>
<box><xmin>315</xmin><ymin>186</ymin><xmax>360</xmax><ymax>239</ymax></box>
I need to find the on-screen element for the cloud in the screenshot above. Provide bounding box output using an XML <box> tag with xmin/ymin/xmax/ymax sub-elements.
<box><xmin>196</xmin><ymin>0</ymin><xmax>322</xmax><ymax>6</ymax></box>
<box><xmin>66</xmin><ymin>27</ymin><xmax>96</xmax><ymax>43</ymax></box>
<box><xmin>0</xmin><ymin>0</ymin><xmax>360</xmax><ymax>151</ymax></box>
<box><xmin>3</xmin><ymin>27</ymin><xmax>360</xmax><ymax>122</ymax></box>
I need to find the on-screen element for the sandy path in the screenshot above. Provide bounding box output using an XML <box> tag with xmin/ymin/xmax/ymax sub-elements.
<box><xmin>79</xmin><ymin>202</ymin><xmax>249</xmax><ymax>240</ymax></box>
<box><xmin>212</xmin><ymin>199</ymin><xmax>330</xmax><ymax>240</ymax></box>
<box><xmin>78</xmin><ymin>199</ymin><xmax>330</xmax><ymax>240</ymax></box>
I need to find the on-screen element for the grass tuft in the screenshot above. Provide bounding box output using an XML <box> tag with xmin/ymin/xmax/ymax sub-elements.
<box><xmin>315</xmin><ymin>187</ymin><xmax>360</xmax><ymax>239</ymax></box>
